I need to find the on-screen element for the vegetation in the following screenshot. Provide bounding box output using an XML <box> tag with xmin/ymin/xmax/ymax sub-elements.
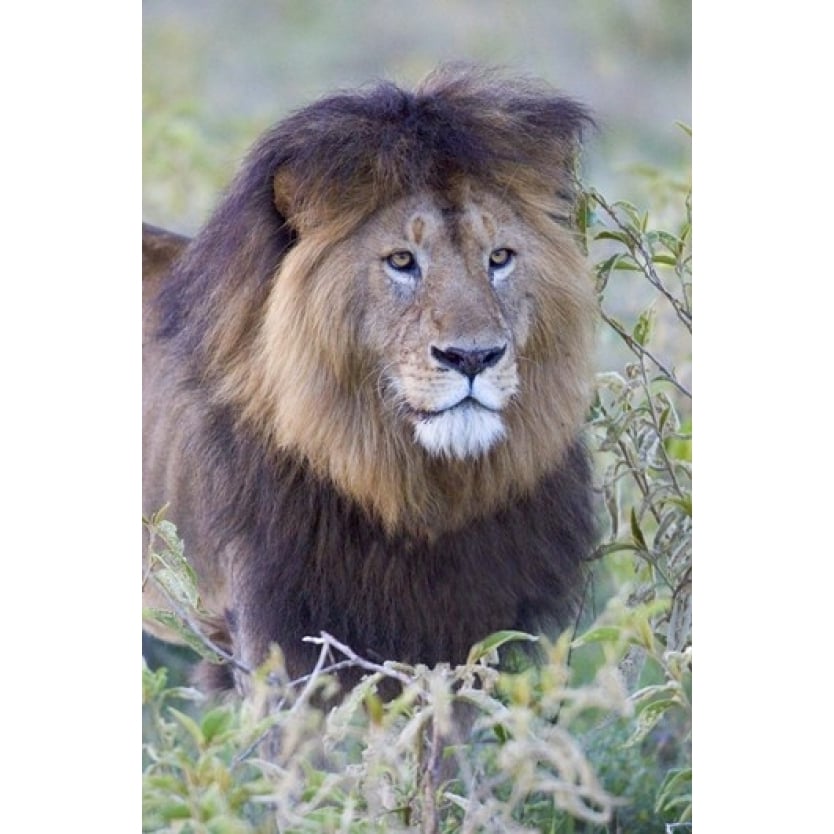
<box><xmin>142</xmin><ymin>145</ymin><xmax>692</xmax><ymax>832</ymax></box>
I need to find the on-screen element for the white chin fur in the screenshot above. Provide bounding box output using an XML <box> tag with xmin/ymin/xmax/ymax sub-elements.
<box><xmin>413</xmin><ymin>405</ymin><xmax>506</xmax><ymax>459</ymax></box>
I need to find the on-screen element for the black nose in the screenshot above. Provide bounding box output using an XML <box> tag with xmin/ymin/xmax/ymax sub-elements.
<box><xmin>430</xmin><ymin>344</ymin><xmax>507</xmax><ymax>380</ymax></box>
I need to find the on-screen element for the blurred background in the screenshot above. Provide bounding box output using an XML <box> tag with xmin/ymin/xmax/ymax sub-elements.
<box><xmin>143</xmin><ymin>0</ymin><xmax>691</xmax><ymax>234</ymax></box>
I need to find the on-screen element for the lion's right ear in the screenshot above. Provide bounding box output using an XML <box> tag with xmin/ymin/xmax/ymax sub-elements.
<box><xmin>273</xmin><ymin>167</ymin><xmax>300</xmax><ymax>231</ymax></box>
<box><xmin>273</xmin><ymin>167</ymin><xmax>331</xmax><ymax>234</ymax></box>
<box><xmin>273</xmin><ymin>167</ymin><xmax>352</xmax><ymax>235</ymax></box>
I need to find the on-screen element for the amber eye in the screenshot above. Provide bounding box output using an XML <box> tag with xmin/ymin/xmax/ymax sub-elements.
<box><xmin>489</xmin><ymin>248</ymin><xmax>514</xmax><ymax>268</ymax></box>
<box><xmin>386</xmin><ymin>251</ymin><xmax>416</xmax><ymax>272</ymax></box>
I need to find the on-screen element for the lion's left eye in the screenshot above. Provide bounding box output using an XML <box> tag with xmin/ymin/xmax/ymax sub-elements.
<box><xmin>488</xmin><ymin>248</ymin><xmax>515</xmax><ymax>277</ymax></box>
<box><xmin>489</xmin><ymin>248</ymin><xmax>513</xmax><ymax>266</ymax></box>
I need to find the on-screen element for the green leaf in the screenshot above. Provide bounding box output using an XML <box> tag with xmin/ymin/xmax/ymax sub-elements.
<box><xmin>575</xmin><ymin>192</ymin><xmax>592</xmax><ymax>239</ymax></box>
<box><xmin>613</xmin><ymin>200</ymin><xmax>643</xmax><ymax>228</ymax></box>
<box><xmin>632</xmin><ymin>305</ymin><xmax>656</xmax><ymax>347</ymax></box>
<box><xmin>145</xmin><ymin>774</ymin><xmax>188</xmax><ymax>795</ymax></box>
<box><xmin>594</xmin><ymin>230</ymin><xmax>631</xmax><ymax>246</ymax></box>
<box><xmin>572</xmin><ymin>626</ymin><xmax>622</xmax><ymax>650</ymax></box>
<box><xmin>656</xmin><ymin>230</ymin><xmax>683</xmax><ymax>253</ymax></box>
<box><xmin>657</xmin><ymin>409</ymin><xmax>670</xmax><ymax>438</ymax></box>
<box><xmin>364</xmin><ymin>691</ymin><xmax>384</xmax><ymax>726</ymax></box>
<box><xmin>623</xmin><ymin>698</ymin><xmax>678</xmax><ymax>748</ymax></box>
<box><xmin>594</xmin><ymin>254</ymin><xmax>620</xmax><ymax>277</ymax></box>
<box><xmin>142</xmin><ymin>608</ymin><xmax>225</xmax><ymax>663</ymax></box>
<box><xmin>630</xmin><ymin>508</ymin><xmax>648</xmax><ymax>550</ymax></box>
<box><xmin>153</xmin><ymin>519</ymin><xmax>186</xmax><ymax>557</ymax></box>
<box><xmin>142</xmin><ymin>661</ymin><xmax>168</xmax><ymax>701</ymax></box>
<box><xmin>656</xmin><ymin>767</ymin><xmax>693</xmax><ymax>818</ymax></box>
<box><xmin>467</xmin><ymin>630</ymin><xmax>538</xmax><ymax>664</ymax></box>
<box><xmin>201</xmin><ymin>707</ymin><xmax>234</xmax><ymax>744</ymax></box>
<box><xmin>168</xmin><ymin>707</ymin><xmax>205</xmax><ymax>748</ymax></box>
<box><xmin>612</xmin><ymin>259</ymin><xmax>641</xmax><ymax>271</ymax></box>
<box><xmin>152</xmin><ymin>565</ymin><xmax>200</xmax><ymax>610</ymax></box>
<box><xmin>631</xmin><ymin>682</ymin><xmax>681</xmax><ymax>705</ymax></box>
<box><xmin>664</xmin><ymin>433</ymin><xmax>692</xmax><ymax>462</ymax></box>
<box><xmin>667</xmin><ymin>495</ymin><xmax>692</xmax><ymax>516</ymax></box>
<box><xmin>207</xmin><ymin>817</ymin><xmax>256</xmax><ymax>834</ymax></box>
<box><xmin>156</xmin><ymin>801</ymin><xmax>192</xmax><ymax>821</ymax></box>
<box><xmin>595</xmin><ymin>542</ymin><xmax>640</xmax><ymax>558</ymax></box>
<box><xmin>147</xmin><ymin>523</ymin><xmax>200</xmax><ymax>610</ymax></box>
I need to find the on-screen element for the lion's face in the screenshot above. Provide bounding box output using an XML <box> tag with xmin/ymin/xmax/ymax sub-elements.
<box><xmin>350</xmin><ymin>190</ymin><xmax>534</xmax><ymax>459</ymax></box>
<box><xmin>229</xmin><ymin>178</ymin><xmax>592</xmax><ymax>531</ymax></box>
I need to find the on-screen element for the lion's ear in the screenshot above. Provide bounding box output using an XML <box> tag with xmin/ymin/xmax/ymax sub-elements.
<box><xmin>273</xmin><ymin>167</ymin><xmax>301</xmax><ymax>230</ymax></box>
<box><xmin>273</xmin><ymin>168</ymin><xmax>328</xmax><ymax>234</ymax></box>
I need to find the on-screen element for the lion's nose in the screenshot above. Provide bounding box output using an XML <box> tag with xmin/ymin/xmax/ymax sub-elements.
<box><xmin>430</xmin><ymin>344</ymin><xmax>507</xmax><ymax>381</ymax></box>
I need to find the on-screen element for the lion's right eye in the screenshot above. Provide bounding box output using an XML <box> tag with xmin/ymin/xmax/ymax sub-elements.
<box><xmin>386</xmin><ymin>251</ymin><xmax>417</xmax><ymax>272</ymax></box>
<box><xmin>384</xmin><ymin>251</ymin><xmax>421</xmax><ymax>288</ymax></box>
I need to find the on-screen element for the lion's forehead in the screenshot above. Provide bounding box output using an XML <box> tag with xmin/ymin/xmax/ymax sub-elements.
<box><xmin>404</xmin><ymin>203</ymin><xmax>500</xmax><ymax>248</ymax></box>
<box><xmin>368</xmin><ymin>189</ymin><xmax>523</xmax><ymax>256</ymax></box>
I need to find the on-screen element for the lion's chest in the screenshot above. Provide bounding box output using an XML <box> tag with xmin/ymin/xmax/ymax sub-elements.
<box><xmin>226</xmin><ymin>447</ymin><xmax>591</xmax><ymax>678</ymax></box>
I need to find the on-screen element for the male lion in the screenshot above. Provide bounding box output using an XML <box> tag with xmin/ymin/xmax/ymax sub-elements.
<box><xmin>143</xmin><ymin>67</ymin><xmax>597</xmax><ymax>693</ymax></box>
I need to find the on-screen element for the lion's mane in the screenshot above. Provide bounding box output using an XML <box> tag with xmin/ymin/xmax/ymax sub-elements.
<box><xmin>143</xmin><ymin>66</ymin><xmax>597</xmax><ymax>686</ymax></box>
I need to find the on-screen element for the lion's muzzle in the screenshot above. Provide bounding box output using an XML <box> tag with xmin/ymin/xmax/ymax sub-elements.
<box><xmin>430</xmin><ymin>343</ymin><xmax>507</xmax><ymax>381</ymax></box>
<box><xmin>404</xmin><ymin>339</ymin><xmax>518</xmax><ymax>460</ymax></box>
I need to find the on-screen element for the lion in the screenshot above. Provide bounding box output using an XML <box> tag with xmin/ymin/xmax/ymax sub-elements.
<box><xmin>143</xmin><ymin>66</ymin><xmax>597</xmax><ymax>694</ymax></box>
